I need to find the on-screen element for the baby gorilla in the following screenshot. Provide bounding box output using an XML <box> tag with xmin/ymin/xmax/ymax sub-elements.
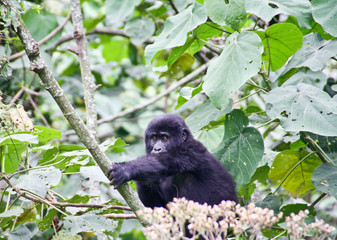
<box><xmin>108</xmin><ymin>113</ymin><xmax>237</xmax><ymax>208</ymax></box>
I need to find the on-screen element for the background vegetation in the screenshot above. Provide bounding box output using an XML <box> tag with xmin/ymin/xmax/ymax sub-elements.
<box><xmin>0</xmin><ymin>0</ymin><xmax>337</xmax><ymax>239</ymax></box>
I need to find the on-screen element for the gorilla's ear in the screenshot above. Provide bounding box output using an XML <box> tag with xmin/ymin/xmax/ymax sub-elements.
<box><xmin>182</xmin><ymin>129</ymin><xmax>188</xmax><ymax>141</ymax></box>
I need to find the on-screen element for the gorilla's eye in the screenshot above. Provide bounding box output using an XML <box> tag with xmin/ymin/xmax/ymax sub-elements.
<box><xmin>150</xmin><ymin>135</ymin><xmax>157</xmax><ymax>141</ymax></box>
<box><xmin>161</xmin><ymin>135</ymin><xmax>169</xmax><ymax>141</ymax></box>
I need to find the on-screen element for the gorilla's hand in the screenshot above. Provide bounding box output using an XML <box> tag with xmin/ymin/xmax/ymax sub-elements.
<box><xmin>108</xmin><ymin>163</ymin><xmax>132</xmax><ymax>189</ymax></box>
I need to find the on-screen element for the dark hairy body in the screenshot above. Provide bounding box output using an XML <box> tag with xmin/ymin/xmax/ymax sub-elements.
<box><xmin>108</xmin><ymin>113</ymin><xmax>237</xmax><ymax>208</ymax></box>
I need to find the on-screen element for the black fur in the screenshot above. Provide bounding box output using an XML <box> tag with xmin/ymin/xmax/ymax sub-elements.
<box><xmin>108</xmin><ymin>114</ymin><xmax>237</xmax><ymax>208</ymax></box>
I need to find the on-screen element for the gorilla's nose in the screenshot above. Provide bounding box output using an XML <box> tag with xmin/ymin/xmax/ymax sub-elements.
<box><xmin>152</xmin><ymin>147</ymin><xmax>162</xmax><ymax>154</ymax></box>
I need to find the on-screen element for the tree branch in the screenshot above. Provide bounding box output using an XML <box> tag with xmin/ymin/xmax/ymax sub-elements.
<box><xmin>71</xmin><ymin>0</ymin><xmax>97</xmax><ymax>139</ymax></box>
<box><xmin>6</xmin><ymin>4</ymin><xmax>149</xmax><ymax>226</ymax></box>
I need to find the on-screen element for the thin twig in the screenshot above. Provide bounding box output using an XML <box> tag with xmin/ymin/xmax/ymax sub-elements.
<box><xmin>101</xmin><ymin>213</ymin><xmax>137</xmax><ymax>219</ymax></box>
<box><xmin>98</xmin><ymin>61</ymin><xmax>212</xmax><ymax>124</ymax></box>
<box><xmin>168</xmin><ymin>0</ymin><xmax>179</xmax><ymax>14</ymax></box>
<box><xmin>9</xmin><ymin>12</ymin><xmax>71</xmax><ymax>62</ymax></box>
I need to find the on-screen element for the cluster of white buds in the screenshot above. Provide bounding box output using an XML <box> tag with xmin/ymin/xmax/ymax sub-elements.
<box><xmin>138</xmin><ymin>198</ymin><xmax>335</xmax><ymax>240</ymax></box>
<box><xmin>285</xmin><ymin>210</ymin><xmax>335</xmax><ymax>240</ymax></box>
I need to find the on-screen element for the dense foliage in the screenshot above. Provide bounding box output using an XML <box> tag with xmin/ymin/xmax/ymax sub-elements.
<box><xmin>0</xmin><ymin>0</ymin><xmax>337</xmax><ymax>239</ymax></box>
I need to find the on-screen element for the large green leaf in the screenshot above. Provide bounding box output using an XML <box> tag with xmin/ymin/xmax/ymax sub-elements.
<box><xmin>15</xmin><ymin>167</ymin><xmax>62</xmax><ymax>197</ymax></box>
<box><xmin>105</xmin><ymin>0</ymin><xmax>141</xmax><ymax>27</ymax></box>
<box><xmin>203</xmin><ymin>31</ymin><xmax>263</xmax><ymax>109</ymax></box>
<box><xmin>312</xmin><ymin>0</ymin><xmax>337</xmax><ymax>37</ymax></box>
<box><xmin>64</xmin><ymin>214</ymin><xmax>117</xmax><ymax>235</ymax></box>
<box><xmin>312</xmin><ymin>162</ymin><xmax>337</xmax><ymax>199</ymax></box>
<box><xmin>204</xmin><ymin>0</ymin><xmax>247</xmax><ymax>30</ymax></box>
<box><xmin>245</xmin><ymin>0</ymin><xmax>312</xmax><ymax>28</ymax></box>
<box><xmin>195</xmin><ymin>126</ymin><xmax>224</xmax><ymax>152</ymax></box>
<box><xmin>283</xmin><ymin>33</ymin><xmax>337</xmax><ymax>73</ymax></box>
<box><xmin>144</xmin><ymin>3</ymin><xmax>207</xmax><ymax>64</ymax></box>
<box><xmin>125</xmin><ymin>17</ymin><xmax>155</xmax><ymax>45</ymax></box>
<box><xmin>269</xmin><ymin>150</ymin><xmax>321</xmax><ymax>195</ymax></box>
<box><xmin>185</xmin><ymin>100</ymin><xmax>232</xmax><ymax>132</ymax></box>
<box><xmin>256</xmin><ymin>23</ymin><xmax>303</xmax><ymax>72</ymax></box>
<box><xmin>214</xmin><ymin>109</ymin><xmax>264</xmax><ymax>186</ymax></box>
<box><xmin>281</xmin><ymin>68</ymin><xmax>327</xmax><ymax>89</ymax></box>
<box><xmin>265</xmin><ymin>83</ymin><xmax>337</xmax><ymax>136</ymax></box>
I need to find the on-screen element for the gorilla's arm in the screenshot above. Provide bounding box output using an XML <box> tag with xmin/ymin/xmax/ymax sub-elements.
<box><xmin>108</xmin><ymin>141</ymin><xmax>205</xmax><ymax>188</ymax></box>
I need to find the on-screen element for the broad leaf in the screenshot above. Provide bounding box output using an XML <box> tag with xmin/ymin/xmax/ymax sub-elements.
<box><xmin>312</xmin><ymin>162</ymin><xmax>337</xmax><ymax>199</ymax></box>
<box><xmin>15</xmin><ymin>167</ymin><xmax>62</xmax><ymax>197</ymax></box>
<box><xmin>256</xmin><ymin>195</ymin><xmax>281</xmax><ymax>213</ymax></box>
<box><xmin>214</xmin><ymin>109</ymin><xmax>264</xmax><ymax>186</ymax></box>
<box><xmin>105</xmin><ymin>0</ymin><xmax>141</xmax><ymax>27</ymax></box>
<box><xmin>281</xmin><ymin>68</ymin><xmax>327</xmax><ymax>89</ymax></box>
<box><xmin>203</xmin><ymin>31</ymin><xmax>263</xmax><ymax>109</ymax></box>
<box><xmin>245</xmin><ymin>0</ymin><xmax>312</xmax><ymax>28</ymax></box>
<box><xmin>195</xmin><ymin>126</ymin><xmax>224</xmax><ymax>152</ymax></box>
<box><xmin>0</xmin><ymin>133</ymin><xmax>38</xmax><ymax>173</ymax></box>
<box><xmin>185</xmin><ymin>100</ymin><xmax>232</xmax><ymax>132</ymax></box>
<box><xmin>265</xmin><ymin>83</ymin><xmax>337</xmax><ymax>136</ymax></box>
<box><xmin>64</xmin><ymin>214</ymin><xmax>117</xmax><ymax>235</ymax></box>
<box><xmin>204</xmin><ymin>0</ymin><xmax>247</xmax><ymax>30</ymax></box>
<box><xmin>144</xmin><ymin>3</ymin><xmax>207</xmax><ymax>64</ymax></box>
<box><xmin>312</xmin><ymin>0</ymin><xmax>337</xmax><ymax>37</ymax></box>
<box><xmin>268</xmin><ymin>150</ymin><xmax>321</xmax><ymax>195</ymax></box>
<box><xmin>34</xmin><ymin>126</ymin><xmax>61</xmax><ymax>144</ymax></box>
<box><xmin>125</xmin><ymin>17</ymin><xmax>155</xmax><ymax>45</ymax></box>
<box><xmin>283</xmin><ymin>33</ymin><xmax>337</xmax><ymax>73</ymax></box>
<box><xmin>256</xmin><ymin>23</ymin><xmax>303</xmax><ymax>72</ymax></box>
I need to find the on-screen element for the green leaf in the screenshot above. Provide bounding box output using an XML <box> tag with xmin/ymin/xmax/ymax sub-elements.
<box><xmin>256</xmin><ymin>23</ymin><xmax>303</xmax><ymax>72</ymax></box>
<box><xmin>0</xmin><ymin>134</ymin><xmax>38</xmax><ymax>145</ymax></box>
<box><xmin>0</xmin><ymin>133</ymin><xmax>38</xmax><ymax>174</ymax></box>
<box><xmin>312</xmin><ymin>0</ymin><xmax>337</xmax><ymax>37</ymax></box>
<box><xmin>0</xmin><ymin>208</ymin><xmax>24</xmax><ymax>218</ymax></box>
<box><xmin>34</xmin><ymin>126</ymin><xmax>61</xmax><ymax>144</ymax></box>
<box><xmin>170</xmin><ymin>22</ymin><xmax>223</xmax><ymax>59</ymax></box>
<box><xmin>102</xmin><ymin>37</ymin><xmax>130</xmax><ymax>62</ymax></box>
<box><xmin>204</xmin><ymin>0</ymin><xmax>247</xmax><ymax>30</ymax></box>
<box><xmin>22</xmin><ymin>9</ymin><xmax>58</xmax><ymax>42</ymax></box>
<box><xmin>265</xmin><ymin>83</ymin><xmax>337</xmax><ymax>136</ymax></box>
<box><xmin>280</xmin><ymin>203</ymin><xmax>315</xmax><ymax>217</ymax></box>
<box><xmin>214</xmin><ymin>109</ymin><xmax>264</xmax><ymax>186</ymax></box>
<box><xmin>256</xmin><ymin>195</ymin><xmax>281</xmax><ymax>213</ymax></box>
<box><xmin>312</xmin><ymin>162</ymin><xmax>337</xmax><ymax>199</ymax></box>
<box><xmin>7</xmin><ymin>225</ymin><xmax>33</xmax><ymax>240</ymax></box>
<box><xmin>281</xmin><ymin>68</ymin><xmax>327</xmax><ymax>89</ymax></box>
<box><xmin>64</xmin><ymin>214</ymin><xmax>117</xmax><ymax>235</ymax></box>
<box><xmin>185</xmin><ymin>100</ymin><xmax>232</xmax><ymax>132</ymax></box>
<box><xmin>38</xmin><ymin>209</ymin><xmax>57</xmax><ymax>231</ymax></box>
<box><xmin>195</xmin><ymin>126</ymin><xmax>224</xmax><ymax>152</ymax></box>
<box><xmin>176</xmin><ymin>84</ymin><xmax>203</xmax><ymax>109</ymax></box>
<box><xmin>125</xmin><ymin>17</ymin><xmax>155</xmax><ymax>45</ymax></box>
<box><xmin>283</xmin><ymin>33</ymin><xmax>337</xmax><ymax>73</ymax></box>
<box><xmin>268</xmin><ymin>150</ymin><xmax>321</xmax><ymax>195</ymax></box>
<box><xmin>300</xmin><ymin>132</ymin><xmax>337</xmax><ymax>154</ymax></box>
<box><xmin>144</xmin><ymin>3</ymin><xmax>207</xmax><ymax>64</ymax></box>
<box><xmin>15</xmin><ymin>167</ymin><xmax>62</xmax><ymax>197</ymax></box>
<box><xmin>245</xmin><ymin>0</ymin><xmax>312</xmax><ymax>28</ymax></box>
<box><xmin>105</xmin><ymin>0</ymin><xmax>141</xmax><ymax>27</ymax></box>
<box><xmin>203</xmin><ymin>31</ymin><xmax>263</xmax><ymax>109</ymax></box>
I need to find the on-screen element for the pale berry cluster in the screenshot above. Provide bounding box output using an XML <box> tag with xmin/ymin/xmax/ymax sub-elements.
<box><xmin>138</xmin><ymin>198</ymin><xmax>335</xmax><ymax>240</ymax></box>
<box><xmin>285</xmin><ymin>210</ymin><xmax>335</xmax><ymax>240</ymax></box>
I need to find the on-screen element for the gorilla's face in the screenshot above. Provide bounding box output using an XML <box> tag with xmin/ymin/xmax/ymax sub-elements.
<box><xmin>145</xmin><ymin>114</ymin><xmax>191</xmax><ymax>154</ymax></box>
